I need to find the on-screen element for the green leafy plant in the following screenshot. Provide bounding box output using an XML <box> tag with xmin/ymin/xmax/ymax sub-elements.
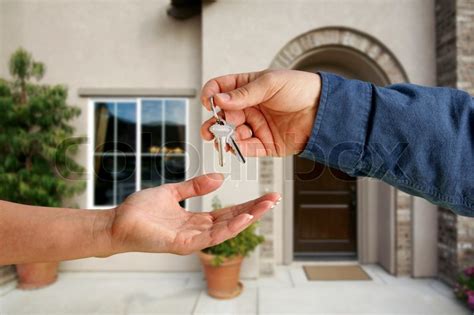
<box><xmin>0</xmin><ymin>48</ymin><xmax>84</xmax><ymax>207</ymax></box>
<box><xmin>202</xmin><ymin>196</ymin><xmax>265</xmax><ymax>266</ymax></box>
<box><xmin>454</xmin><ymin>266</ymin><xmax>474</xmax><ymax>310</ymax></box>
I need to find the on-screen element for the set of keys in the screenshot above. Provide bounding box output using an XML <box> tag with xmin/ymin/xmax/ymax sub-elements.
<box><xmin>208</xmin><ymin>96</ymin><xmax>246</xmax><ymax>167</ymax></box>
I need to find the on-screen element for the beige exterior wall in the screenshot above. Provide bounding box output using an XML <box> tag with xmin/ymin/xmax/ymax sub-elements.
<box><xmin>0</xmin><ymin>0</ymin><xmax>203</xmax><ymax>271</ymax></box>
<box><xmin>202</xmin><ymin>0</ymin><xmax>436</xmax><ymax>84</ymax></box>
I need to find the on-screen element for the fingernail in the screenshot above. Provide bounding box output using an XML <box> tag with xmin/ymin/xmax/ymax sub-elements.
<box><xmin>217</xmin><ymin>93</ymin><xmax>230</xmax><ymax>102</ymax></box>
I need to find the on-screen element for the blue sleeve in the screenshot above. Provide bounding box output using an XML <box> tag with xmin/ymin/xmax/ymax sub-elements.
<box><xmin>300</xmin><ymin>72</ymin><xmax>474</xmax><ymax>217</ymax></box>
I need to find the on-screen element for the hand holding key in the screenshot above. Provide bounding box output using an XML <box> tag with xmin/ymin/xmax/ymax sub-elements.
<box><xmin>201</xmin><ymin>70</ymin><xmax>322</xmax><ymax>157</ymax></box>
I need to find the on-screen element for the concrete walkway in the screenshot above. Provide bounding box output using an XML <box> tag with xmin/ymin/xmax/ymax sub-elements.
<box><xmin>0</xmin><ymin>264</ymin><xmax>469</xmax><ymax>314</ymax></box>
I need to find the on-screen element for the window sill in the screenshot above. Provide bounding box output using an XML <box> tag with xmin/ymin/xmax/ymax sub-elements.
<box><xmin>78</xmin><ymin>88</ymin><xmax>196</xmax><ymax>98</ymax></box>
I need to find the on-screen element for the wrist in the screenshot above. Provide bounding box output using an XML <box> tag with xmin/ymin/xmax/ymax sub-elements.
<box><xmin>92</xmin><ymin>208</ymin><xmax>119</xmax><ymax>258</ymax></box>
<box><xmin>295</xmin><ymin>73</ymin><xmax>321</xmax><ymax>154</ymax></box>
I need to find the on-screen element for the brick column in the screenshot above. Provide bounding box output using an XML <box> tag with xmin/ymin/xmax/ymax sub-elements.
<box><xmin>436</xmin><ymin>0</ymin><xmax>474</xmax><ymax>285</ymax></box>
<box><xmin>259</xmin><ymin>157</ymin><xmax>275</xmax><ymax>276</ymax></box>
<box><xmin>396</xmin><ymin>191</ymin><xmax>412</xmax><ymax>275</ymax></box>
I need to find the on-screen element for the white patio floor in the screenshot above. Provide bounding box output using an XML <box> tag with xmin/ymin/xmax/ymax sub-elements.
<box><xmin>0</xmin><ymin>264</ymin><xmax>469</xmax><ymax>314</ymax></box>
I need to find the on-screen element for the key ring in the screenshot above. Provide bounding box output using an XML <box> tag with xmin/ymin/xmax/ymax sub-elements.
<box><xmin>209</xmin><ymin>96</ymin><xmax>222</xmax><ymax>124</ymax></box>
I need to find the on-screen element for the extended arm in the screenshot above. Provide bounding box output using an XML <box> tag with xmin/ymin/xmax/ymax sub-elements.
<box><xmin>0</xmin><ymin>173</ymin><xmax>280</xmax><ymax>265</ymax></box>
<box><xmin>200</xmin><ymin>70</ymin><xmax>474</xmax><ymax>217</ymax></box>
<box><xmin>0</xmin><ymin>201</ymin><xmax>113</xmax><ymax>264</ymax></box>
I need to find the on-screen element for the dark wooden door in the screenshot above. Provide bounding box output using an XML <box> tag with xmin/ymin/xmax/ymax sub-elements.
<box><xmin>293</xmin><ymin>156</ymin><xmax>357</xmax><ymax>257</ymax></box>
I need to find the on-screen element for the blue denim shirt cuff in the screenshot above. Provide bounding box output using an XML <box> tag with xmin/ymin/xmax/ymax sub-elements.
<box><xmin>300</xmin><ymin>72</ymin><xmax>372</xmax><ymax>175</ymax></box>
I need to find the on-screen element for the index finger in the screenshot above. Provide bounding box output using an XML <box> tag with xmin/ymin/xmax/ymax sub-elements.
<box><xmin>200</xmin><ymin>71</ymin><xmax>263</xmax><ymax>110</ymax></box>
<box><xmin>211</xmin><ymin>192</ymin><xmax>281</xmax><ymax>221</ymax></box>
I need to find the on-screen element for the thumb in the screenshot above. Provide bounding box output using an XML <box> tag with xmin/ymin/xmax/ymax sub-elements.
<box><xmin>214</xmin><ymin>75</ymin><xmax>274</xmax><ymax>110</ymax></box>
<box><xmin>169</xmin><ymin>173</ymin><xmax>224</xmax><ymax>201</ymax></box>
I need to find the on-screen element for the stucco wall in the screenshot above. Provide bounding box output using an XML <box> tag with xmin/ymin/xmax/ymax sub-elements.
<box><xmin>0</xmin><ymin>0</ymin><xmax>203</xmax><ymax>271</ymax></box>
<box><xmin>0</xmin><ymin>1</ymin><xmax>201</xmax><ymax>87</ymax></box>
<box><xmin>202</xmin><ymin>0</ymin><xmax>437</xmax><ymax>270</ymax></box>
<box><xmin>202</xmin><ymin>0</ymin><xmax>436</xmax><ymax>84</ymax></box>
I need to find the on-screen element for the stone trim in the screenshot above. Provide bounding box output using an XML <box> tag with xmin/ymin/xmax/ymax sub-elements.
<box><xmin>259</xmin><ymin>157</ymin><xmax>275</xmax><ymax>276</ymax></box>
<box><xmin>260</xmin><ymin>27</ymin><xmax>409</xmax><ymax>276</ymax></box>
<box><xmin>270</xmin><ymin>27</ymin><xmax>408</xmax><ymax>83</ymax></box>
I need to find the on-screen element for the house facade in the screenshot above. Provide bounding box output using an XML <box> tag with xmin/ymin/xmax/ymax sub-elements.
<box><xmin>0</xmin><ymin>0</ymin><xmax>472</xmax><ymax>285</ymax></box>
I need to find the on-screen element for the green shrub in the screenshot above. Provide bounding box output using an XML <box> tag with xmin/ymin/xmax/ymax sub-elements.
<box><xmin>202</xmin><ymin>196</ymin><xmax>265</xmax><ymax>266</ymax></box>
<box><xmin>0</xmin><ymin>48</ymin><xmax>84</xmax><ymax>207</ymax></box>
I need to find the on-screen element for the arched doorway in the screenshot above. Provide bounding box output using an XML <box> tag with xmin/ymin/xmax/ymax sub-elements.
<box><xmin>292</xmin><ymin>46</ymin><xmax>389</xmax><ymax>260</ymax></box>
<box><xmin>293</xmin><ymin>46</ymin><xmax>389</xmax><ymax>85</ymax></box>
<box><xmin>263</xmin><ymin>27</ymin><xmax>408</xmax><ymax>271</ymax></box>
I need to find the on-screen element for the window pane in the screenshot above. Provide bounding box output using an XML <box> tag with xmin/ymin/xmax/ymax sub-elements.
<box><xmin>164</xmin><ymin>100</ymin><xmax>186</xmax><ymax>154</ymax></box>
<box><xmin>141</xmin><ymin>100</ymin><xmax>163</xmax><ymax>154</ymax></box>
<box><xmin>94</xmin><ymin>102</ymin><xmax>115</xmax><ymax>153</ymax></box>
<box><xmin>94</xmin><ymin>155</ymin><xmax>115</xmax><ymax>206</ymax></box>
<box><xmin>116</xmin><ymin>155</ymin><xmax>136</xmax><ymax>203</ymax></box>
<box><xmin>141</xmin><ymin>156</ymin><xmax>163</xmax><ymax>189</ymax></box>
<box><xmin>164</xmin><ymin>156</ymin><xmax>185</xmax><ymax>184</ymax></box>
<box><xmin>116</xmin><ymin>102</ymin><xmax>136</xmax><ymax>153</ymax></box>
<box><xmin>92</xmin><ymin>98</ymin><xmax>187</xmax><ymax>207</ymax></box>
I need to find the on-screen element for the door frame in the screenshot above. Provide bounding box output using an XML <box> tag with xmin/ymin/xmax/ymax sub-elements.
<box><xmin>282</xmin><ymin>156</ymin><xmax>396</xmax><ymax>268</ymax></box>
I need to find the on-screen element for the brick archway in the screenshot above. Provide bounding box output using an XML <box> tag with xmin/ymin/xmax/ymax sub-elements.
<box><xmin>269</xmin><ymin>27</ymin><xmax>408</xmax><ymax>83</ymax></box>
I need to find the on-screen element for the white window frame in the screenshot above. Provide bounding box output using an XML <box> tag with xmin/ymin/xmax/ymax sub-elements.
<box><xmin>87</xmin><ymin>97</ymin><xmax>189</xmax><ymax>209</ymax></box>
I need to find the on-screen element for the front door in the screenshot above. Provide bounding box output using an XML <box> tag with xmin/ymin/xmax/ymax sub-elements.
<box><xmin>293</xmin><ymin>156</ymin><xmax>357</xmax><ymax>258</ymax></box>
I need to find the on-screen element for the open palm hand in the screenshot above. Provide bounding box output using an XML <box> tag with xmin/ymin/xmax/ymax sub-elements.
<box><xmin>110</xmin><ymin>173</ymin><xmax>280</xmax><ymax>255</ymax></box>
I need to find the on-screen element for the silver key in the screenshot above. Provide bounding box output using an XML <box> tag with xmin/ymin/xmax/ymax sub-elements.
<box><xmin>210</xmin><ymin>123</ymin><xmax>234</xmax><ymax>167</ymax></box>
<box><xmin>227</xmin><ymin>132</ymin><xmax>246</xmax><ymax>164</ymax></box>
<box><xmin>208</xmin><ymin>96</ymin><xmax>246</xmax><ymax>166</ymax></box>
<box><xmin>222</xmin><ymin>120</ymin><xmax>246</xmax><ymax>164</ymax></box>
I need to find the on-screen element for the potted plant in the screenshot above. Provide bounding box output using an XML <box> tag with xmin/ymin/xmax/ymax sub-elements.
<box><xmin>198</xmin><ymin>196</ymin><xmax>264</xmax><ymax>299</ymax></box>
<box><xmin>0</xmin><ymin>48</ymin><xmax>84</xmax><ymax>289</ymax></box>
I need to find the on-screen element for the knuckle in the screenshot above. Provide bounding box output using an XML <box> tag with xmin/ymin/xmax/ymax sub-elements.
<box><xmin>260</xmin><ymin>72</ymin><xmax>275</xmax><ymax>86</ymax></box>
<box><xmin>191</xmin><ymin>177</ymin><xmax>202</xmax><ymax>195</ymax></box>
<box><xmin>232</xmin><ymin>86</ymin><xmax>250</xmax><ymax>99</ymax></box>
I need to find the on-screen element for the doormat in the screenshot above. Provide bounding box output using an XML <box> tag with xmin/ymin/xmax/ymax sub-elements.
<box><xmin>303</xmin><ymin>265</ymin><xmax>371</xmax><ymax>281</ymax></box>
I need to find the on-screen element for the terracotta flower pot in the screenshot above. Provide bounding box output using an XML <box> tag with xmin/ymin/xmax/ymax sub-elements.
<box><xmin>198</xmin><ymin>251</ymin><xmax>244</xmax><ymax>299</ymax></box>
<box><xmin>16</xmin><ymin>262</ymin><xmax>59</xmax><ymax>290</ymax></box>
